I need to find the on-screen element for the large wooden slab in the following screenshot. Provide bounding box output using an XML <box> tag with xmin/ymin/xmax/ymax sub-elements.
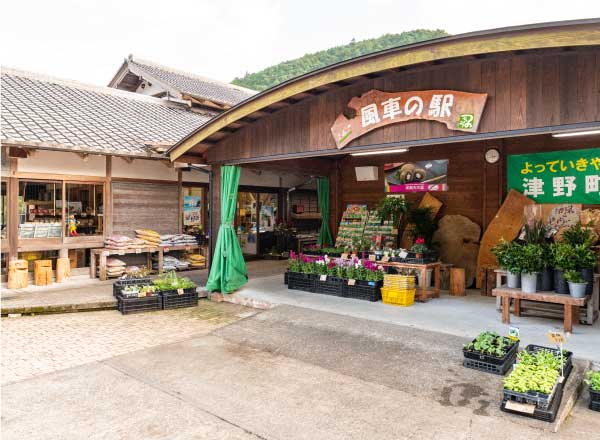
<box><xmin>476</xmin><ymin>190</ymin><xmax>534</xmax><ymax>287</ymax></box>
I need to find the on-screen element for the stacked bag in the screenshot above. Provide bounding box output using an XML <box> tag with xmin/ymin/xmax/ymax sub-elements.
<box><xmin>135</xmin><ymin>229</ymin><xmax>162</xmax><ymax>247</ymax></box>
<box><xmin>159</xmin><ymin>234</ymin><xmax>198</xmax><ymax>247</ymax></box>
<box><xmin>182</xmin><ymin>252</ymin><xmax>206</xmax><ymax>268</ymax></box>
<box><xmin>104</xmin><ymin>234</ymin><xmax>146</xmax><ymax>250</ymax></box>
<box><xmin>99</xmin><ymin>258</ymin><xmax>126</xmax><ymax>277</ymax></box>
<box><xmin>152</xmin><ymin>254</ymin><xmax>190</xmax><ymax>272</ymax></box>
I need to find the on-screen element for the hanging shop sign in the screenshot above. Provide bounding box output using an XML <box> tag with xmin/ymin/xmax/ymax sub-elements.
<box><xmin>384</xmin><ymin>160</ymin><xmax>449</xmax><ymax>193</ymax></box>
<box><xmin>331</xmin><ymin>89</ymin><xmax>487</xmax><ymax>148</ymax></box>
<box><xmin>507</xmin><ymin>148</ymin><xmax>600</xmax><ymax>204</ymax></box>
<box><xmin>183</xmin><ymin>195</ymin><xmax>201</xmax><ymax>225</ymax></box>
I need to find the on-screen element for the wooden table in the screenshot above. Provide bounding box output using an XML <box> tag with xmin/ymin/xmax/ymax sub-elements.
<box><xmin>90</xmin><ymin>247</ymin><xmax>161</xmax><ymax>281</ymax></box>
<box><xmin>382</xmin><ymin>261</ymin><xmax>441</xmax><ymax>302</ymax></box>
<box><xmin>492</xmin><ymin>287</ymin><xmax>588</xmax><ymax>332</ymax></box>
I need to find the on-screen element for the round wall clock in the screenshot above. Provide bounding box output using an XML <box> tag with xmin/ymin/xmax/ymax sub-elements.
<box><xmin>485</xmin><ymin>148</ymin><xmax>500</xmax><ymax>164</ymax></box>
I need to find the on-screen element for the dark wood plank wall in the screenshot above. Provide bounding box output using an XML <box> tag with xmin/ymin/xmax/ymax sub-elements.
<box><xmin>112</xmin><ymin>182</ymin><xmax>179</xmax><ymax>237</ymax></box>
<box><xmin>208</xmin><ymin>48</ymin><xmax>600</xmax><ymax>163</ymax></box>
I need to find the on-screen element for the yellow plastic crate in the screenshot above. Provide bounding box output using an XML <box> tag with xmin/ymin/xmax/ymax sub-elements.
<box><xmin>381</xmin><ymin>287</ymin><xmax>415</xmax><ymax>307</ymax></box>
<box><xmin>383</xmin><ymin>275</ymin><xmax>415</xmax><ymax>289</ymax></box>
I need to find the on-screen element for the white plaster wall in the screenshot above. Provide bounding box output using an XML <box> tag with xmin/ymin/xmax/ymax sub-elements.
<box><xmin>112</xmin><ymin>157</ymin><xmax>178</xmax><ymax>181</ymax></box>
<box><xmin>17</xmin><ymin>150</ymin><xmax>106</xmax><ymax>176</ymax></box>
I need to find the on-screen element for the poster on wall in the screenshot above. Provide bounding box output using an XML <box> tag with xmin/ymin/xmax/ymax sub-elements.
<box><xmin>183</xmin><ymin>195</ymin><xmax>201</xmax><ymax>225</ymax></box>
<box><xmin>507</xmin><ymin>148</ymin><xmax>600</xmax><ymax>204</ymax></box>
<box><xmin>384</xmin><ymin>160</ymin><xmax>449</xmax><ymax>193</ymax></box>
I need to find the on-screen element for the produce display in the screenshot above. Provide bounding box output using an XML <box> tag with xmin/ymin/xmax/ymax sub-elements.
<box><xmin>585</xmin><ymin>370</ymin><xmax>600</xmax><ymax>391</ymax></box>
<box><xmin>152</xmin><ymin>271</ymin><xmax>197</xmax><ymax>291</ymax></box>
<box><xmin>464</xmin><ymin>331</ymin><xmax>516</xmax><ymax>358</ymax></box>
<box><xmin>504</xmin><ymin>364</ymin><xmax>559</xmax><ymax>394</ymax></box>
<box><xmin>362</xmin><ymin>210</ymin><xmax>396</xmax><ymax>249</ymax></box>
<box><xmin>288</xmin><ymin>252</ymin><xmax>384</xmax><ymax>282</ymax></box>
<box><xmin>120</xmin><ymin>284</ymin><xmax>158</xmax><ymax>298</ymax></box>
<box><xmin>517</xmin><ymin>348</ymin><xmax>567</xmax><ymax>371</ymax></box>
<box><xmin>335</xmin><ymin>205</ymin><xmax>369</xmax><ymax>249</ymax></box>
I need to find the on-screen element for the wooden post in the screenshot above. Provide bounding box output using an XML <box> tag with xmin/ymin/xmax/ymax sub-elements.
<box><xmin>177</xmin><ymin>169</ymin><xmax>183</xmax><ymax>234</ymax></box>
<box><xmin>56</xmin><ymin>257</ymin><xmax>70</xmax><ymax>282</ymax></box>
<box><xmin>8</xmin><ymin>158</ymin><xmax>19</xmax><ymax>262</ymax></box>
<box><xmin>8</xmin><ymin>259</ymin><xmax>28</xmax><ymax>289</ymax></box>
<box><xmin>105</xmin><ymin>155</ymin><xmax>112</xmax><ymax>237</ymax></box>
<box><xmin>449</xmin><ymin>268</ymin><xmax>466</xmax><ymax>296</ymax></box>
<box><xmin>502</xmin><ymin>295</ymin><xmax>510</xmax><ymax>324</ymax></box>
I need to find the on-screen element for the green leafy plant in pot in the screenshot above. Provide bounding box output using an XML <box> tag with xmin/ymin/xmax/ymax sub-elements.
<box><xmin>376</xmin><ymin>196</ymin><xmax>409</xmax><ymax>228</ymax></box>
<box><xmin>563</xmin><ymin>270</ymin><xmax>587</xmax><ymax>298</ymax></box>
<box><xmin>520</xmin><ymin>244</ymin><xmax>544</xmax><ymax>293</ymax></box>
<box><xmin>550</xmin><ymin>242</ymin><xmax>577</xmax><ymax>294</ymax></box>
<box><xmin>492</xmin><ymin>239</ymin><xmax>523</xmax><ymax>288</ymax></box>
<box><xmin>573</xmin><ymin>244</ymin><xmax>596</xmax><ymax>295</ymax></box>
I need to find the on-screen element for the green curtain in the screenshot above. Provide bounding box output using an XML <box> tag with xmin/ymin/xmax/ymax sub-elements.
<box><xmin>317</xmin><ymin>177</ymin><xmax>333</xmax><ymax>247</ymax></box>
<box><xmin>206</xmin><ymin>166</ymin><xmax>248</xmax><ymax>293</ymax></box>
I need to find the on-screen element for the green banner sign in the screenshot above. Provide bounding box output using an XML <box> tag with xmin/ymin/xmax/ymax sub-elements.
<box><xmin>507</xmin><ymin>148</ymin><xmax>600</xmax><ymax>204</ymax></box>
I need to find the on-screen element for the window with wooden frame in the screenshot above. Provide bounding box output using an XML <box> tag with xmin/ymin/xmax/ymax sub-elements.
<box><xmin>18</xmin><ymin>180</ymin><xmax>63</xmax><ymax>239</ymax></box>
<box><xmin>65</xmin><ymin>183</ymin><xmax>104</xmax><ymax>236</ymax></box>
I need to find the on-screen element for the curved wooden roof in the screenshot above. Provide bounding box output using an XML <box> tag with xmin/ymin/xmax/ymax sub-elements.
<box><xmin>169</xmin><ymin>19</ymin><xmax>600</xmax><ymax>161</ymax></box>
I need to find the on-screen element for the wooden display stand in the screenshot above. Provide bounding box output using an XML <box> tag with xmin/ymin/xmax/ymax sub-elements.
<box><xmin>56</xmin><ymin>257</ymin><xmax>71</xmax><ymax>282</ymax></box>
<box><xmin>8</xmin><ymin>260</ymin><xmax>29</xmax><ymax>289</ymax></box>
<box><xmin>449</xmin><ymin>268</ymin><xmax>466</xmax><ymax>296</ymax></box>
<box><xmin>160</xmin><ymin>244</ymin><xmax>207</xmax><ymax>270</ymax></box>
<box><xmin>90</xmin><ymin>247</ymin><xmax>160</xmax><ymax>281</ymax></box>
<box><xmin>34</xmin><ymin>260</ymin><xmax>53</xmax><ymax>286</ymax></box>
<box><xmin>492</xmin><ymin>287</ymin><xmax>588</xmax><ymax>332</ymax></box>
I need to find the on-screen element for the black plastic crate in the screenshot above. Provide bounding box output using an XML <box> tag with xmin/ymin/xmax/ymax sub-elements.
<box><xmin>501</xmin><ymin>381</ymin><xmax>563</xmax><ymax>423</ymax></box>
<box><xmin>284</xmin><ymin>271</ymin><xmax>289</xmax><ymax>285</ymax></box>
<box><xmin>117</xmin><ymin>294</ymin><xmax>161</xmax><ymax>315</ymax></box>
<box><xmin>343</xmin><ymin>281</ymin><xmax>382</xmax><ymax>302</ymax></box>
<box><xmin>160</xmin><ymin>288</ymin><xmax>198</xmax><ymax>309</ymax></box>
<box><xmin>463</xmin><ymin>338</ymin><xmax>520</xmax><ymax>366</ymax></box>
<box><xmin>590</xmin><ymin>388</ymin><xmax>600</xmax><ymax>412</ymax></box>
<box><xmin>463</xmin><ymin>344</ymin><xmax>518</xmax><ymax>376</ymax></box>
<box><xmin>314</xmin><ymin>277</ymin><xmax>343</xmax><ymax>296</ymax></box>
<box><xmin>524</xmin><ymin>344</ymin><xmax>573</xmax><ymax>380</ymax></box>
<box><xmin>113</xmin><ymin>277</ymin><xmax>153</xmax><ymax>297</ymax></box>
<box><xmin>287</xmin><ymin>272</ymin><xmax>316</xmax><ymax>293</ymax></box>
<box><xmin>503</xmin><ymin>378</ymin><xmax>559</xmax><ymax>410</ymax></box>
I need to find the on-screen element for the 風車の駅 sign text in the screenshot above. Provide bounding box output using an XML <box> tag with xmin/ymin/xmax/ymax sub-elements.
<box><xmin>507</xmin><ymin>148</ymin><xmax>600</xmax><ymax>204</ymax></box>
<box><xmin>330</xmin><ymin>89</ymin><xmax>487</xmax><ymax>148</ymax></box>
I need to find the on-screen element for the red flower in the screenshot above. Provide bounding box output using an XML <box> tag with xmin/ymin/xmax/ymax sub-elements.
<box><xmin>415</xmin><ymin>237</ymin><xmax>425</xmax><ymax>245</ymax></box>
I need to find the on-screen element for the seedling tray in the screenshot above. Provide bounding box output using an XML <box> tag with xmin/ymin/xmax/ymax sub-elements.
<box><xmin>501</xmin><ymin>381</ymin><xmax>563</xmax><ymax>423</ymax></box>
<box><xmin>113</xmin><ymin>277</ymin><xmax>153</xmax><ymax>297</ymax></box>
<box><xmin>288</xmin><ymin>272</ymin><xmax>317</xmax><ymax>293</ymax></box>
<box><xmin>160</xmin><ymin>288</ymin><xmax>198</xmax><ymax>309</ymax></box>
<box><xmin>117</xmin><ymin>294</ymin><xmax>161</xmax><ymax>315</ymax></box>
<box><xmin>463</xmin><ymin>349</ymin><xmax>518</xmax><ymax>376</ymax></box>
<box><xmin>590</xmin><ymin>388</ymin><xmax>600</xmax><ymax>412</ymax></box>
<box><xmin>524</xmin><ymin>344</ymin><xmax>573</xmax><ymax>380</ymax></box>
<box><xmin>463</xmin><ymin>338</ymin><xmax>519</xmax><ymax>365</ymax></box>
<box><xmin>314</xmin><ymin>277</ymin><xmax>343</xmax><ymax>296</ymax></box>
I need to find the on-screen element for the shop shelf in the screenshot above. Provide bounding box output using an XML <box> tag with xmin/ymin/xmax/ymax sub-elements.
<box><xmin>501</xmin><ymin>381</ymin><xmax>563</xmax><ymax>423</ymax></box>
<box><xmin>160</xmin><ymin>288</ymin><xmax>198</xmax><ymax>309</ymax></box>
<box><xmin>113</xmin><ymin>277</ymin><xmax>153</xmax><ymax>297</ymax></box>
<box><xmin>287</xmin><ymin>272</ymin><xmax>317</xmax><ymax>293</ymax></box>
<box><xmin>314</xmin><ymin>277</ymin><xmax>343</xmax><ymax>296</ymax></box>
<box><xmin>117</xmin><ymin>294</ymin><xmax>161</xmax><ymax>315</ymax></box>
<box><xmin>590</xmin><ymin>388</ymin><xmax>600</xmax><ymax>412</ymax></box>
<box><xmin>343</xmin><ymin>280</ymin><xmax>382</xmax><ymax>302</ymax></box>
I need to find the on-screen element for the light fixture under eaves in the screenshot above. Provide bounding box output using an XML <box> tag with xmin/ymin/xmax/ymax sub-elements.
<box><xmin>351</xmin><ymin>148</ymin><xmax>409</xmax><ymax>156</ymax></box>
<box><xmin>552</xmin><ymin>129</ymin><xmax>600</xmax><ymax>138</ymax></box>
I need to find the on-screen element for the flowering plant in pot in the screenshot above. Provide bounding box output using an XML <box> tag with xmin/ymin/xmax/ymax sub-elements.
<box><xmin>411</xmin><ymin>237</ymin><xmax>428</xmax><ymax>259</ymax></box>
<box><xmin>563</xmin><ymin>270</ymin><xmax>587</xmax><ymax>298</ymax></box>
<box><xmin>520</xmin><ymin>244</ymin><xmax>544</xmax><ymax>293</ymax></box>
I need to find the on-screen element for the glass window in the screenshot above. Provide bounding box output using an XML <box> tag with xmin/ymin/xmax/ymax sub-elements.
<box><xmin>65</xmin><ymin>183</ymin><xmax>104</xmax><ymax>236</ymax></box>
<box><xmin>1</xmin><ymin>181</ymin><xmax>6</xmax><ymax>240</ymax></box>
<box><xmin>259</xmin><ymin>193</ymin><xmax>278</xmax><ymax>232</ymax></box>
<box><xmin>18</xmin><ymin>180</ymin><xmax>63</xmax><ymax>239</ymax></box>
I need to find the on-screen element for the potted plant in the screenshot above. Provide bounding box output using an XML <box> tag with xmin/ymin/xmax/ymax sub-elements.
<box><xmin>585</xmin><ymin>370</ymin><xmax>600</xmax><ymax>412</ymax></box>
<box><xmin>563</xmin><ymin>270</ymin><xmax>587</xmax><ymax>298</ymax></box>
<box><xmin>539</xmin><ymin>244</ymin><xmax>554</xmax><ymax>291</ymax></box>
<box><xmin>573</xmin><ymin>244</ymin><xmax>596</xmax><ymax>295</ymax></box>
<box><xmin>411</xmin><ymin>237</ymin><xmax>427</xmax><ymax>259</ymax></box>
<box><xmin>492</xmin><ymin>239</ymin><xmax>523</xmax><ymax>288</ymax></box>
<box><xmin>520</xmin><ymin>243</ymin><xmax>544</xmax><ymax>293</ymax></box>
<box><xmin>550</xmin><ymin>242</ymin><xmax>577</xmax><ymax>294</ymax></box>
<box><xmin>408</xmin><ymin>207</ymin><xmax>438</xmax><ymax>249</ymax></box>
<box><xmin>376</xmin><ymin>196</ymin><xmax>408</xmax><ymax>228</ymax></box>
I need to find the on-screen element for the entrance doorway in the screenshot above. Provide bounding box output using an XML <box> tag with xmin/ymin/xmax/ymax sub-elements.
<box><xmin>235</xmin><ymin>189</ymin><xmax>280</xmax><ymax>257</ymax></box>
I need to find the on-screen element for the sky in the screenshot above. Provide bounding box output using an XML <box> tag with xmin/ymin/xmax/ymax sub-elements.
<box><xmin>1</xmin><ymin>0</ymin><xmax>599</xmax><ymax>87</ymax></box>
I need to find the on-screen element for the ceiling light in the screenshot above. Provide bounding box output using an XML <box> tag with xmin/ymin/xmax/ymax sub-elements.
<box><xmin>552</xmin><ymin>129</ymin><xmax>600</xmax><ymax>138</ymax></box>
<box><xmin>351</xmin><ymin>148</ymin><xmax>409</xmax><ymax>156</ymax></box>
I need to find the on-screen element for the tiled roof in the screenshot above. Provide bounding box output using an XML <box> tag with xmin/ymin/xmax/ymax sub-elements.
<box><xmin>127</xmin><ymin>56</ymin><xmax>256</xmax><ymax>106</ymax></box>
<box><xmin>1</xmin><ymin>67</ymin><xmax>217</xmax><ymax>157</ymax></box>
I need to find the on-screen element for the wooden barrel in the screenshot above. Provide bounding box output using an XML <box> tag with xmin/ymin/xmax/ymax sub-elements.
<box><xmin>450</xmin><ymin>268</ymin><xmax>466</xmax><ymax>296</ymax></box>
<box><xmin>56</xmin><ymin>257</ymin><xmax>71</xmax><ymax>282</ymax></box>
<box><xmin>34</xmin><ymin>260</ymin><xmax>53</xmax><ymax>286</ymax></box>
<box><xmin>8</xmin><ymin>259</ymin><xmax>29</xmax><ymax>289</ymax></box>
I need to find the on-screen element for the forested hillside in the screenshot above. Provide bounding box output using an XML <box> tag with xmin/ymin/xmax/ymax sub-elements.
<box><xmin>232</xmin><ymin>29</ymin><xmax>448</xmax><ymax>91</ymax></box>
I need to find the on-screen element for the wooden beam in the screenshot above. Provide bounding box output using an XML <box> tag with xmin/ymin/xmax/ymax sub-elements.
<box><xmin>243</xmin><ymin>157</ymin><xmax>334</xmax><ymax>177</ymax></box>
<box><xmin>170</xmin><ymin>23</ymin><xmax>600</xmax><ymax>161</ymax></box>
<box><xmin>105</xmin><ymin>156</ymin><xmax>112</xmax><ymax>236</ymax></box>
<box><xmin>8</xmin><ymin>147</ymin><xmax>28</xmax><ymax>158</ymax></box>
<box><xmin>178</xmin><ymin>169</ymin><xmax>183</xmax><ymax>234</ymax></box>
<box><xmin>8</xmin><ymin>158</ymin><xmax>18</xmax><ymax>261</ymax></box>
<box><xmin>173</xmin><ymin>154</ymin><xmax>207</xmax><ymax>165</ymax></box>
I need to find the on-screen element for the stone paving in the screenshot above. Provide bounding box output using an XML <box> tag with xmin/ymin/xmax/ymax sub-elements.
<box><xmin>1</xmin><ymin>301</ymin><xmax>256</xmax><ymax>386</ymax></box>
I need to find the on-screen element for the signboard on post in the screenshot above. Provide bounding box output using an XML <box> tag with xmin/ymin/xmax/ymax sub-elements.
<box><xmin>507</xmin><ymin>148</ymin><xmax>600</xmax><ymax>204</ymax></box>
<box><xmin>330</xmin><ymin>89</ymin><xmax>488</xmax><ymax>148</ymax></box>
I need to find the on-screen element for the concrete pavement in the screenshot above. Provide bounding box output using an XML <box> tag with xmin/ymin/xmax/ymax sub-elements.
<box><xmin>3</xmin><ymin>304</ymin><xmax>599</xmax><ymax>439</ymax></box>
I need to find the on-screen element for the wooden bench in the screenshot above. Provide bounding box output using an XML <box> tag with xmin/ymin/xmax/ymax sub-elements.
<box><xmin>492</xmin><ymin>287</ymin><xmax>588</xmax><ymax>333</ymax></box>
